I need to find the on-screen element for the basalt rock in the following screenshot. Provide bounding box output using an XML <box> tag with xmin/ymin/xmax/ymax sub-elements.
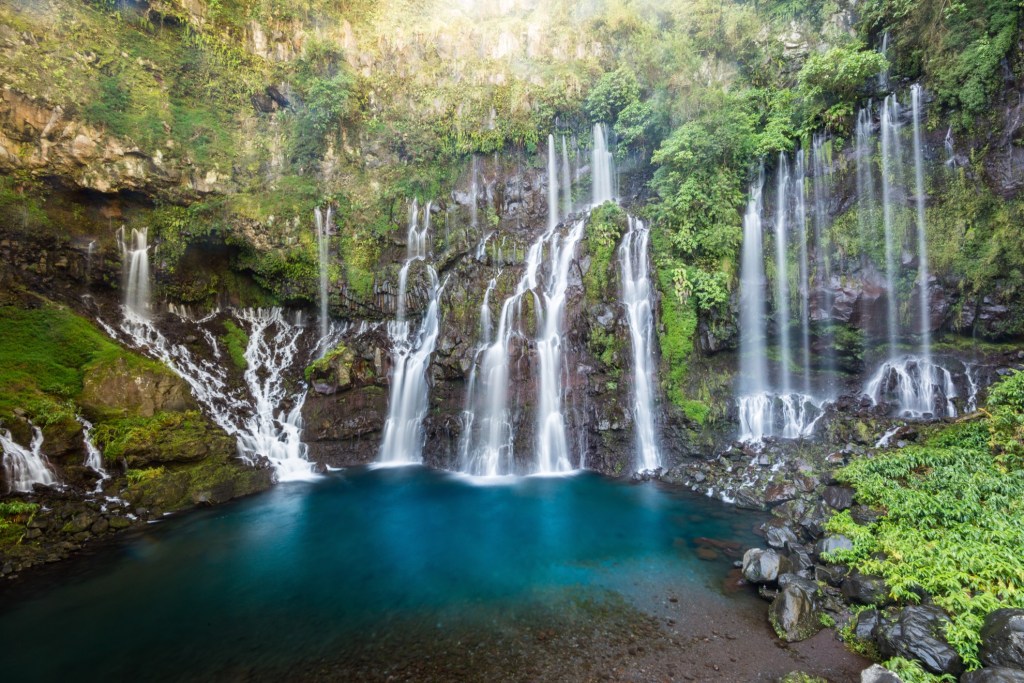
<box><xmin>980</xmin><ymin>609</ymin><xmax>1024</xmax><ymax>670</ymax></box>
<box><xmin>841</xmin><ymin>571</ymin><xmax>891</xmax><ymax>606</ymax></box>
<box><xmin>877</xmin><ymin>606</ymin><xmax>964</xmax><ymax>677</ymax></box>
<box><xmin>860</xmin><ymin>664</ymin><xmax>903</xmax><ymax>683</ymax></box>
<box><xmin>769</xmin><ymin>574</ymin><xmax>822</xmax><ymax>642</ymax></box>
<box><xmin>961</xmin><ymin>668</ymin><xmax>1024</xmax><ymax>683</ymax></box>
<box><xmin>743</xmin><ymin>547</ymin><xmax>787</xmax><ymax>584</ymax></box>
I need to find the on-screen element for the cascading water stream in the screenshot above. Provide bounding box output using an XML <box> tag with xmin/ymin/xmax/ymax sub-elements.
<box><xmin>1</xmin><ymin>426</ymin><xmax>56</xmax><ymax>493</ymax></box>
<box><xmin>76</xmin><ymin>416</ymin><xmax>108</xmax><ymax>489</ymax></box>
<box><xmin>911</xmin><ymin>85</ymin><xmax>932</xmax><ymax>366</ymax></box>
<box><xmin>379</xmin><ymin>202</ymin><xmax>444</xmax><ymax>465</ymax></box>
<box><xmin>315</xmin><ymin>206</ymin><xmax>334</xmax><ymax>342</ymax></box>
<box><xmin>547</xmin><ymin>135</ymin><xmax>560</xmax><ymax>230</ymax></box>
<box><xmin>619</xmin><ymin>217</ymin><xmax>661</xmax><ymax>472</ymax></box>
<box><xmin>534</xmin><ymin>218</ymin><xmax>585</xmax><ymax>474</ymax></box>
<box><xmin>794</xmin><ymin>152</ymin><xmax>812</xmax><ymax>396</ymax></box>
<box><xmin>774</xmin><ymin>154</ymin><xmax>793</xmax><ymax>395</ymax></box>
<box><xmin>880</xmin><ymin>94</ymin><xmax>903</xmax><ymax>358</ymax></box>
<box><xmin>737</xmin><ymin>169</ymin><xmax>771</xmax><ymax>441</ymax></box>
<box><xmin>737</xmin><ymin>164</ymin><xmax>823</xmax><ymax>443</ymax></box>
<box><xmin>863</xmin><ymin>87</ymin><xmax>958</xmax><ymax>418</ymax></box>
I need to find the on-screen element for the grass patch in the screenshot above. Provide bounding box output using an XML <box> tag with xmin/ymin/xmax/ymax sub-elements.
<box><xmin>221</xmin><ymin>320</ymin><xmax>249</xmax><ymax>371</ymax></box>
<box><xmin>0</xmin><ymin>304</ymin><xmax>161</xmax><ymax>425</ymax></box>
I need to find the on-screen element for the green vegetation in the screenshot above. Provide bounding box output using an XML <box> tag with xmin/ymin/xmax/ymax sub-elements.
<box><xmin>92</xmin><ymin>411</ymin><xmax>225</xmax><ymax>466</ymax></box>
<box><xmin>858</xmin><ymin>0</ymin><xmax>1023</xmax><ymax>130</ymax></box>
<box><xmin>0</xmin><ymin>304</ymin><xmax>162</xmax><ymax>426</ymax></box>
<box><xmin>583</xmin><ymin>202</ymin><xmax>627</xmax><ymax>302</ymax></box>
<box><xmin>0</xmin><ymin>501</ymin><xmax>39</xmax><ymax>546</ymax></box>
<box><xmin>221</xmin><ymin>320</ymin><xmax>249</xmax><ymax>371</ymax></box>
<box><xmin>825</xmin><ymin>371</ymin><xmax>1024</xmax><ymax>670</ymax></box>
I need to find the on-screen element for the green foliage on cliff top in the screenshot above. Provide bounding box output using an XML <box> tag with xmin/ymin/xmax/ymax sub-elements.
<box><xmin>858</xmin><ymin>0</ymin><xmax>1023</xmax><ymax>130</ymax></box>
<box><xmin>0</xmin><ymin>304</ymin><xmax>163</xmax><ymax>426</ymax></box>
<box><xmin>826</xmin><ymin>371</ymin><xmax>1024</xmax><ymax>670</ymax></box>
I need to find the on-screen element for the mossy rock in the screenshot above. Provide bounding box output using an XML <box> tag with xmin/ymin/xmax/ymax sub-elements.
<box><xmin>80</xmin><ymin>355</ymin><xmax>195</xmax><ymax>418</ymax></box>
<box><xmin>92</xmin><ymin>411</ymin><xmax>234</xmax><ymax>468</ymax></box>
<box><xmin>123</xmin><ymin>455</ymin><xmax>273</xmax><ymax>512</ymax></box>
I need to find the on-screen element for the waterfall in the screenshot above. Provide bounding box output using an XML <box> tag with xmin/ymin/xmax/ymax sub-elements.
<box><xmin>794</xmin><ymin>152</ymin><xmax>812</xmax><ymax>395</ymax></box>
<box><xmin>944</xmin><ymin>127</ymin><xmax>956</xmax><ymax>168</ymax></box>
<box><xmin>592</xmin><ymin>123</ymin><xmax>614</xmax><ymax>205</ymax></box>
<box><xmin>118</xmin><ymin>227</ymin><xmax>151</xmax><ymax>320</ymax></box>
<box><xmin>737</xmin><ymin>166</ymin><xmax>823</xmax><ymax>443</ymax></box>
<box><xmin>737</xmin><ymin>169</ymin><xmax>771</xmax><ymax>441</ymax></box>
<box><xmin>535</xmin><ymin>218</ymin><xmax>585</xmax><ymax>474</ymax></box>
<box><xmin>1</xmin><ymin>426</ymin><xmax>56</xmax><ymax>493</ymax></box>
<box><xmin>561</xmin><ymin>136</ymin><xmax>573</xmax><ymax>219</ymax></box>
<box><xmin>856</xmin><ymin>107</ymin><xmax>877</xmax><ymax>272</ymax></box>
<box><xmin>860</xmin><ymin>87</ymin><xmax>964</xmax><ymax>418</ymax></box>
<box><xmin>547</xmin><ymin>134</ymin><xmax>560</xmax><ymax>230</ymax></box>
<box><xmin>774</xmin><ymin>154</ymin><xmax>793</xmax><ymax>394</ymax></box>
<box><xmin>880</xmin><ymin>94</ymin><xmax>904</xmax><ymax>357</ymax></box>
<box><xmin>878</xmin><ymin>31</ymin><xmax>890</xmax><ymax>90</ymax></box>
<box><xmin>234</xmin><ymin>308</ymin><xmax>317</xmax><ymax>480</ymax></box>
<box><xmin>619</xmin><ymin>217</ymin><xmax>661</xmax><ymax>472</ymax></box>
<box><xmin>112</xmin><ymin>308</ymin><xmax>318</xmax><ymax>481</ymax></box>
<box><xmin>811</xmin><ymin>135</ymin><xmax>837</xmax><ymax>383</ymax></box>
<box><xmin>315</xmin><ymin>206</ymin><xmax>334</xmax><ymax>342</ymax></box>
<box><xmin>86</xmin><ymin>240</ymin><xmax>95</xmax><ymax>282</ymax></box>
<box><xmin>379</xmin><ymin>203</ymin><xmax>443</xmax><ymax>465</ymax></box>
<box><xmin>911</xmin><ymin>85</ymin><xmax>932</xmax><ymax>362</ymax></box>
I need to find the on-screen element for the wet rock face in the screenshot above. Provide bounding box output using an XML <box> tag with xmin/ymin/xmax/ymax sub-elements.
<box><xmin>980</xmin><ymin>609</ymin><xmax>1024</xmax><ymax>670</ymax></box>
<box><xmin>877</xmin><ymin>606</ymin><xmax>964</xmax><ymax>677</ymax></box>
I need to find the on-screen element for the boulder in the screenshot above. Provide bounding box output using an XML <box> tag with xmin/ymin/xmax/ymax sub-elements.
<box><xmin>823</xmin><ymin>485</ymin><xmax>856</xmax><ymax>510</ymax></box>
<box><xmin>854</xmin><ymin>608</ymin><xmax>881</xmax><ymax>641</ymax></box>
<box><xmin>861</xmin><ymin>664</ymin><xmax>903</xmax><ymax>682</ymax></box>
<box><xmin>980</xmin><ymin>609</ymin><xmax>1024</xmax><ymax>670</ymax></box>
<box><xmin>763</xmin><ymin>519</ymin><xmax>799</xmax><ymax>549</ymax></box>
<box><xmin>769</xmin><ymin>575</ymin><xmax>821</xmax><ymax>642</ymax></box>
<box><xmin>841</xmin><ymin>571</ymin><xmax>891</xmax><ymax>605</ymax></box>
<box><xmin>743</xmin><ymin>548</ymin><xmax>785</xmax><ymax>583</ymax></box>
<box><xmin>814</xmin><ymin>534</ymin><xmax>854</xmax><ymax>558</ymax></box>
<box><xmin>961</xmin><ymin>668</ymin><xmax>1024</xmax><ymax>683</ymax></box>
<box><xmin>878</xmin><ymin>606</ymin><xmax>964</xmax><ymax>677</ymax></box>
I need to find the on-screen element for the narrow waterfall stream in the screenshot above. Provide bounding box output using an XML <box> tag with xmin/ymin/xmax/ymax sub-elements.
<box><xmin>619</xmin><ymin>217</ymin><xmax>661</xmax><ymax>472</ymax></box>
<box><xmin>315</xmin><ymin>206</ymin><xmax>333</xmax><ymax>342</ymax></box>
<box><xmin>379</xmin><ymin>201</ymin><xmax>444</xmax><ymax>464</ymax></box>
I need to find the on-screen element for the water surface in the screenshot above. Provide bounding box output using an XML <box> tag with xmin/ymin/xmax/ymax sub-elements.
<box><xmin>0</xmin><ymin>467</ymin><xmax>764</xmax><ymax>680</ymax></box>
